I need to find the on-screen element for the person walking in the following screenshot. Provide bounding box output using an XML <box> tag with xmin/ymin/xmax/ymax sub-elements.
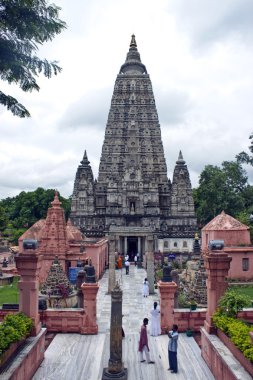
<box><xmin>168</xmin><ymin>324</ymin><xmax>179</xmax><ymax>373</ymax></box>
<box><xmin>134</xmin><ymin>254</ymin><xmax>138</xmax><ymax>266</ymax></box>
<box><xmin>125</xmin><ymin>259</ymin><xmax>130</xmax><ymax>275</ymax></box>
<box><xmin>142</xmin><ymin>278</ymin><xmax>149</xmax><ymax>297</ymax></box>
<box><xmin>138</xmin><ymin>318</ymin><xmax>155</xmax><ymax>364</ymax></box>
<box><xmin>150</xmin><ymin>302</ymin><xmax>161</xmax><ymax>336</ymax></box>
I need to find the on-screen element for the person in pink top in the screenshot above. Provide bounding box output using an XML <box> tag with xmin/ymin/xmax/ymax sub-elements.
<box><xmin>138</xmin><ymin>318</ymin><xmax>155</xmax><ymax>364</ymax></box>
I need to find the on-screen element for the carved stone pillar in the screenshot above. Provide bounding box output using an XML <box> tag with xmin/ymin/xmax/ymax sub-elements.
<box><xmin>81</xmin><ymin>282</ymin><xmax>99</xmax><ymax>334</ymax></box>
<box><xmin>203</xmin><ymin>250</ymin><xmax>232</xmax><ymax>334</ymax></box>
<box><xmin>108</xmin><ymin>237</ymin><xmax>116</xmax><ymax>294</ymax></box>
<box><xmin>102</xmin><ymin>283</ymin><xmax>127</xmax><ymax>379</ymax></box>
<box><xmin>146</xmin><ymin>251</ymin><xmax>154</xmax><ymax>294</ymax></box>
<box><xmin>16</xmin><ymin>250</ymin><xmax>43</xmax><ymax>336</ymax></box>
<box><xmin>124</xmin><ymin>237</ymin><xmax>127</xmax><ymax>255</ymax></box>
<box><xmin>138</xmin><ymin>237</ymin><xmax>141</xmax><ymax>254</ymax></box>
<box><xmin>158</xmin><ymin>280</ymin><xmax>177</xmax><ymax>334</ymax></box>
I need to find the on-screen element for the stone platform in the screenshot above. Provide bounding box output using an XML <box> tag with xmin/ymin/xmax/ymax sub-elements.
<box><xmin>33</xmin><ymin>266</ymin><xmax>215</xmax><ymax>380</ymax></box>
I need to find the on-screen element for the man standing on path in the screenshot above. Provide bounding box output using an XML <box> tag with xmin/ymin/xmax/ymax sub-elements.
<box><xmin>138</xmin><ymin>318</ymin><xmax>155</xmax><ymax>364</ymax></box>
<box><xmin>168</xmin><ymin>324</ymin><xmax>179</xmax><ymax>373</ymax></box>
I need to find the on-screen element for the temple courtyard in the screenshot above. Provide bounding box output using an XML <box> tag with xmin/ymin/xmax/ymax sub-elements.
<box><xmin>33</xmin><ymin>266</ymin><xmax>215</xmax><ymax>380</ymax></box>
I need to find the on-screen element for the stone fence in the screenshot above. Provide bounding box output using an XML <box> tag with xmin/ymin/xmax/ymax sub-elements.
<box><xmin>173</xmin><ymin>308</ymin><xmax>207</xmax><ymax>332</ymax></box>
<box><xmin>39</xmin><ymin>308</ymin><xmax>95</xmax><ymax>334</ymax></box>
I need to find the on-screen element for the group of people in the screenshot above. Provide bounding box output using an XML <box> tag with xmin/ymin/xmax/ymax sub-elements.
<box><xmin>116</xmin><ymin>253</ymin><xmax>140</xmax><ymax>275</ymax></box>
<box><xmin>137</xmin><ymin>298</ymin><xmax>178</xmax><ymax>373</ymax></box>
<box><xmin>138</xmin><ymin>314</ymin><xmax>178</xmax><ymax>373</ymax></box>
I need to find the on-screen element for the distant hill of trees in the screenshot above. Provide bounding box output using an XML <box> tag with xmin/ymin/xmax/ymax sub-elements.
<box><xmin>0</xmin><ymin>188</ymin><xmax>71</xmax><ymax>244</ymax></box>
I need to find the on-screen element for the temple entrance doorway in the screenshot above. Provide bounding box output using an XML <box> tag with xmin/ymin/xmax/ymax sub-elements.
<box><xmin>127</xmin><ymin>237</ymin><xmax>138</xmax><ymax>261</ymax></box>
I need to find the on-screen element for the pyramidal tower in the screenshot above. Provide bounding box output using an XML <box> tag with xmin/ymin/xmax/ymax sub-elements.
<box><xmin>70</xmin><ymin>35</ymin><xmax>197</xmax><ymax>258</ymax></box>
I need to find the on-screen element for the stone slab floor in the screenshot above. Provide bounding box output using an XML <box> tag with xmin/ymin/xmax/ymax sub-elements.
<box><xmin>33</xmin><ymin>266</ymin><xmax>215</xmax><ymax>380</ymax></box>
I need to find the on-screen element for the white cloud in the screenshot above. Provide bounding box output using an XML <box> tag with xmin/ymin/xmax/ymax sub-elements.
<box><xmin>1</xmin><ymin>0</ymin><xmax>253</xmax><ymax>200</ymax></box>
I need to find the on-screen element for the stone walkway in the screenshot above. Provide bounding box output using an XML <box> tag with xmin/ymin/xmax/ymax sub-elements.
<box><xmin>33</xmin><ymin>266</ymin><xmax>215</xmax><ymax>380</ymax></box>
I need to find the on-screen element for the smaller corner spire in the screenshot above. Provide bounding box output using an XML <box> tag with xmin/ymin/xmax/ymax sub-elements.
<box><xmin>130</xmin><ymin>34</ymin><xmax>137</xmax><ymax>48</ymax></box>
<box><xmin>176</xmin><ymin>150</ymin><xmax>185</xmax><ymax>165</ymax></box>
<box><xmin>80</xmin><ymin>150</ymin><xmax>90</xmax><ymax>165</ymax></box>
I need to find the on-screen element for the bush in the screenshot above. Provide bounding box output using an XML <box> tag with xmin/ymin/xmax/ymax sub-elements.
<box><xmin>178</xmin><ymin>293</ymin><xmax>189</xmax><ymax>308</ymax></box>
<box><xmin>213</xmin><ymin>311</ymin><xmax>253</xmax><ymax>363</ymax></box>
<box><xmin>0</xmin><ymin>313</ymin><xmax>33</xmax><ymax>356</ymax></box>
<box><xmin>218</xmin><ymin>289</ymin><xmax>251</xmax><ymax>317</ymax></box>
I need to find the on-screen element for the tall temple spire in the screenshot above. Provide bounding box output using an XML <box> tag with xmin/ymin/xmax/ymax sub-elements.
<box><xmin>70</xmin><ymin>36</ymin><xmax>197</xmax><ymax>244</ymax></box>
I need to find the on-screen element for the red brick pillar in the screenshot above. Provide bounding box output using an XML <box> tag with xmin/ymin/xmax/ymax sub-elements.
<box><xmin>158</xmin><ymin>281</ymin><xmax>177</xmax><ymax>333</ymax></box>
<box><xmin>16</xmin><ymin>250</ymin><xmax>43</xmax><ymax>336</ymax></box>
<box><xmin>203</xmin><ymin>251</ymin><xmax>232</xmax><ymax>333</ymax></box>
<box><xmin>81</xmin><ymin>282</ymin><xmax>99</xmax><ymax>334</ymax></box>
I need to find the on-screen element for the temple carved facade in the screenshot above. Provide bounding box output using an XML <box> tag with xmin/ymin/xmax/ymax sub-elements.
<box><xmin>70</xmin><ymin>35</ymin><xmax>197</xmax><ymax>259</ymax></box>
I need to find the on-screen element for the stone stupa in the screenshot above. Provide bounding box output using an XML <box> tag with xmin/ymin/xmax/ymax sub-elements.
<box><xmin>40</xmin><ymin>256</ymin><xmax>76</xmax><ymax>308</ymax></box>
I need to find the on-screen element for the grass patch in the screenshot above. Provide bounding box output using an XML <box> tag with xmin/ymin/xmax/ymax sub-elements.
<box><xmin>0</xmin><ymin>276</ymin><xmax>19</xmax><ymax>306</ymax></box>
<box><xmin>229</xmin><ymin>285</ymin><xmax>253</xmax><ymax>300</ymax></box>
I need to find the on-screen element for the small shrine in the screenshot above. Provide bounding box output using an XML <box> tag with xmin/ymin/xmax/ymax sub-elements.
<box><xmin>40</xmin><ymin>256</ymin><xmax>76</xmax><ymax>308</ymax></box>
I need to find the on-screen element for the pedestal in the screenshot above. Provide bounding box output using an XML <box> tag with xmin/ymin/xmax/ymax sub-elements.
<box><xmin>81</xmin><ymin>282</ymin><xmax>99</xmax><ymax>334</ymax></box>
<box><xmin>158</xmin><ymin>280</ymin><xmax>177</xmax><ymax>333</ymax></box>
<box><xmin>102</xmin><ymin>368</ymin><xmax>128</xmax><ymax>379</ymax></box>
<box><xmin>203</xmin><ymin>251</ymin><xmax>232</xmax><ymax>333</ymax></box>
<box><xmin>16</xmin><ymin>250</ymin><xmax>43</xmax><ymax>336</ymax></box>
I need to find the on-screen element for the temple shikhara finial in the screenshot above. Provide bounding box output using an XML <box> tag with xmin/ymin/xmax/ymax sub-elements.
<box><xmin>130</xmin><ymin>34</ymin><xmax>137</xmax><ymax>48</ymax></box>
<box><xmin>51</xmin><ymin>190</ymin><xmax>61</xmax><ymax>208</ymax></box>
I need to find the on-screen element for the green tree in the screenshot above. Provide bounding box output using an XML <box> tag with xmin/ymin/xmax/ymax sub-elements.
<box><xmin>0</xmin><ymin>188</ymin><xmax>71</xmax><ymax>244</ymax></box>
<box><xmin>237</xmin><ymin>133</ymin><xmax>253</xmax><ymax>166</ymax></box>
<box><xmin>236</xmin><ymin>209</ymin><xmax>253</xmax><ymax>242</ymax></box>
<box><xmin>194</xmin><ymin>161</ymin><xmax>249</xmax><ymax>225</ymax></box>
<box><xmin>0</xmin><ymin>0</ymin><xmax>66</xmax><ymax>117</ymax></box>
<box><xmin>0</xmin><ymin>204</ymin><xmax>8</xmax><ymax>231</ymax></box>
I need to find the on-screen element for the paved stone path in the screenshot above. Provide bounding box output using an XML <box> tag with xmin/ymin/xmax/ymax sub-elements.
<box><xmin>33</xmin><ymin>266</ymin><xmax>215</xmax><ymax>380</ymax></box>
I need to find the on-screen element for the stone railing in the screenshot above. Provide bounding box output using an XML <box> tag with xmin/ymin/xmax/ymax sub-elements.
<box><xmin>173</xmin><ymin>308</ymin><xmax>207</xmax><ymax>332</ymax></box>
<box><xmin>39</xmin><ymin>308</ymin><xmax>92</xmax><ymax>334</ymax></box>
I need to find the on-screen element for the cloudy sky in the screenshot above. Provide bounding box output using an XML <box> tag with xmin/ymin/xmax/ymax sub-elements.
<box><xmin>1</xmin><ymin>0</ymin><xmax>253</xmax><ymax>200</ymax></box>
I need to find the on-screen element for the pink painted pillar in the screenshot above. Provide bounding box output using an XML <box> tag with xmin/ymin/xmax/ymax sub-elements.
<box><xmin>81</xmin><ymin>282</ymin><xmax>99</xmax><ymax>334</ymax></box>
<box><xmin>203</xmin><ymin>250</ymin><xmax>232</xmax><ymax>333</ymax></box>
<box><xmin>158</xmin><ymin>280</ymin><xmax>177</xmax><ymax>333</ymax></box>
<box><xmin>16</xmin><ymin>250</ymin><xmax>43</xmax><ymax>336</ymax></box>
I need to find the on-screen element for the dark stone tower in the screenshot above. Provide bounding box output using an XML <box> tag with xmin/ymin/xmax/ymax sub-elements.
<box><xmin>71</xmin><ymin>35</ymin><xmax>197</xmax><ymax>258</ymax></box>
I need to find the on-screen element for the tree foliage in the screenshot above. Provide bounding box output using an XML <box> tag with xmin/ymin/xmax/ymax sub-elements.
<box><xmin>193</xmin><ymin>160</ymin><xmax>252</xmax><ymax>225</ymax></box>
<box><xmin>237</xmin><ymin>133</ymin><xmax>253</xmax><ymax>166</ymax></box>
<box><xmin>0</xmin><ymin>187</ymin><xmax>71</xmax><ymax>243</ymax></box>
<box><xmin>0</xmin><ymin>0</ymin><xmax>66</xmax><ymax>117</ymax></box>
